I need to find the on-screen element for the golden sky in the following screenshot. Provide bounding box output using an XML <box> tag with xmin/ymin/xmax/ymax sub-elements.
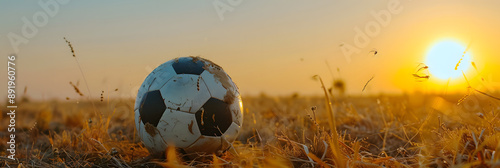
<box><xmin>1</xmin><ymin>1</ymin><xmax>500</xmax><ymax>100</ymax></box>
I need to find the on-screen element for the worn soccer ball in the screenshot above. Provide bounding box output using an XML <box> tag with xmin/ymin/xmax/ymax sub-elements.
<box><xmin>134</xmin><ymin>57</ymin><xmax>243</xmax><ymax>156</ymax></box>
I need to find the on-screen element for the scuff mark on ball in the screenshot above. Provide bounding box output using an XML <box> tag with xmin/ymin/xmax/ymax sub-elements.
<box><xmin>188</xmin><ymin>120</ymin><xmax>194</xmax><ymax>134</ymax></box>
<box><xmin>196</xmin><ymin>76</ymin><xmax>201</xmax><ymax>91</ymax></box>
<box><xmin>200</xmin><ymin>107</ymin><xmax>205</xmax><ymax>126</ymax></box>
<box><xmin>145</xmin><ymin>123</ymin><xmax>157</xmax><ymax>137</ymax></box>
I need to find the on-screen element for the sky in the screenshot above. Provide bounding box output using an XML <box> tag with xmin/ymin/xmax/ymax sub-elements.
<box><xmin>2</xmin><ymin>0</ymin><xmax>500</xmax><ymax>100</ymax></box>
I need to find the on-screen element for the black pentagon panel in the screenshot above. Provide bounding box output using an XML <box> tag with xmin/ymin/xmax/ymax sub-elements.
<box><xmin>195</xmin><ymin>98</ymin><xmax>232</xmax><ymax>136</ymax></box>
<box><xmin>139</xmin><ymin>90</ymin><xmax>166</xmax><ymax>127</ymax></box>
<box><xmin>172</xmin><ymin>57</ymin><xmax>205</xmax><ymax>75</ymax></box>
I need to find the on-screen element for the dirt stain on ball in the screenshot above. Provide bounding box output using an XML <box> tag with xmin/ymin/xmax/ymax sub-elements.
<box><xmin>144</xmin><ymin>123</ymin><xmax>157</xmax><ymax>137</ymax></box>
<box><xmin>223</xmin><ymin>90</ymin><xmax>236</xmax><ymax>104</ymax></box>
<box><xmin>201</xmin><ymin>61</ymin><xmax>232</xmax><ymax>89</ymax></box>
<box><xmin>207</xmin><ymin>67</ymin><xmax>233</xmax><ymax>91</ymax></box>
<box><xmin>189</xmin><ymin>56</ymin><xmax>204</xmax><ymax>63</ymax></box>
<box><xmin>201</xmin><ymin>59</ymin><xmax>236</xmax><ymax>104</ymax></box>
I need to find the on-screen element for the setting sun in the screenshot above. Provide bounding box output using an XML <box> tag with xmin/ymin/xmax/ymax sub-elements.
<box><xmin>425</xmin><ymin>40</ymin><xmax>472</xmax><ymax>80</ymax></box>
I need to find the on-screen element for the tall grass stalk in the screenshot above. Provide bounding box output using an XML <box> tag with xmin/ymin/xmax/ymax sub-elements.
<box><xmin>314</xmin><ymin>75</ymin><xmax>346</xmax><ymax>167</ymax></box>
<box><xmin>64</xmin><ymin>37</ymin><xmax>100</xmax><ymax>118</ymax></box>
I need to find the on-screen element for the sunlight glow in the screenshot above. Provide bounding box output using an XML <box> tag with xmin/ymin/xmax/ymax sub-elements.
<box><xmin>425</xmin><ymin>40</ymin><xmax>472</xmax><ymax>80</ymax></box>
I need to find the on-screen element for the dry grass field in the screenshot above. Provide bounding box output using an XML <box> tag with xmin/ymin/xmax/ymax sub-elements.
<box><xmin>1</xmin><ymin>88</ymin><xmax>499</xmax><ymax>167</ymax></box>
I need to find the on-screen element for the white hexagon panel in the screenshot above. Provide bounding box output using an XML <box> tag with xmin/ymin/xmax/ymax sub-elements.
<box><xmin>160</xmin><ymin>74</ymin><xmax>211</xmax><ymax>113</ymax></box>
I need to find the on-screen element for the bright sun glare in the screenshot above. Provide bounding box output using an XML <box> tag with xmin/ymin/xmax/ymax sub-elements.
<box><xmin>425</xmin><ymin>40</ymin><xmax>472</xmax><ymax>80</ymax></box>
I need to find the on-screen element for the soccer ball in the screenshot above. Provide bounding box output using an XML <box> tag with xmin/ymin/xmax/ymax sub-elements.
<box><xmin>134</xmin><ymin>56</ymin><xmax>243</xmax><ymax>156</ymax></box>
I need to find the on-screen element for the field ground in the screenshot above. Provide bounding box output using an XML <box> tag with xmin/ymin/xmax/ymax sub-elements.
<box><xmin>1</xmin><ymin>93</ymin><xmax>500</xmax><ymax>167</ymax></box>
